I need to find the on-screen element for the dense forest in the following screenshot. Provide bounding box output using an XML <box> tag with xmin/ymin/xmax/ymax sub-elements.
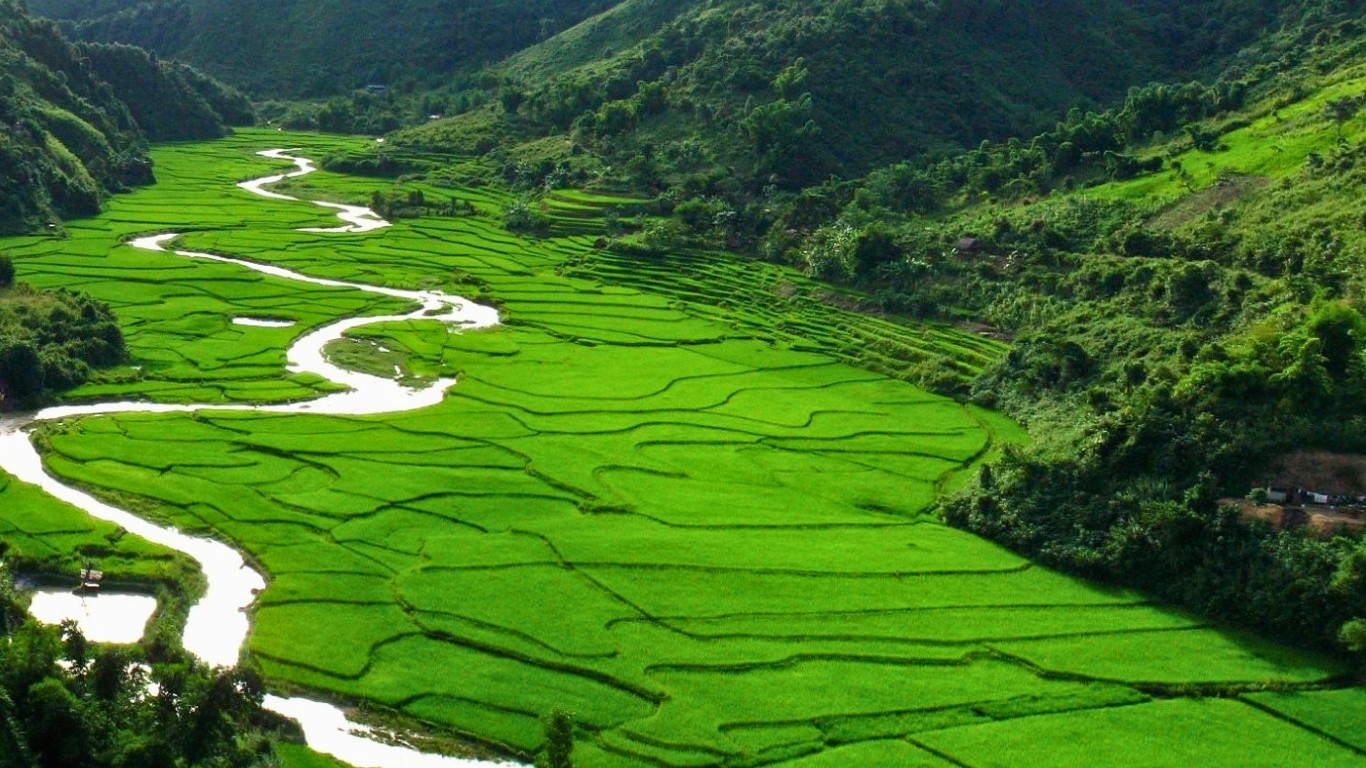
<box><xmin>37</xmin><ymin>0</ymin><xmax>1293</xmax><ymax>160</ymax></box>
<box><xmin>0</xmin><ymin>0</ymin><xmax>250</xmax><ymax>234</ymax></box>
<box><xmin>28</xmin><ymin>0</ymin><xmax>625</xmax><ymax>97</ymax></box>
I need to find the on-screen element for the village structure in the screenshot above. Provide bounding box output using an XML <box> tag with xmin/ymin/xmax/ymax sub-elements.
<box><xmin>79</xmin><ymin>560</ymin><xmax>104</xmax><ymax>591</ymax></box>
<box><xmin>1232</xmin><ymin>451</ymin><xmax>1366</xmax><ymax>537</ymax></box>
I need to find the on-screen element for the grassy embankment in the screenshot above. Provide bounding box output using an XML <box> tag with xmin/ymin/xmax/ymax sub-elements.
<box><xmin>0</xmin><ymin>131</ymin><xmax>1362</xmax><ymax>766</ymax></box>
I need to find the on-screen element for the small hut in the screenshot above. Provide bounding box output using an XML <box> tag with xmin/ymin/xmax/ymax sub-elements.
<box><xmin>79</xmin><ymin>562</ymin><xmax>103</xmax><ymax>591</ymax></box>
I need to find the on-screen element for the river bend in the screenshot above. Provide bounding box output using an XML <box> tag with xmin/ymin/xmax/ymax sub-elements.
<box><xmin>0</xmin><ymin>150</ymin><xmax>514</xmax><ymax>768</ymax></box>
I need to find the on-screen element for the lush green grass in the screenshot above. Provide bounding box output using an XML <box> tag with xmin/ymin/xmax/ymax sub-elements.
<box><xmin>1244</xmin><ymin>689</ymin><xmax>1366</xmax><ymax>753</ymax></box>
<box><xmin>273</xmin><ymin>743</ymin><xmax>354</xmax><ymax>768</ymax></box>
<box><xmin>1</xmin><ymin>130</ymin><xmax>1353</xmax><ymax>767</ymax></box>
<box><xmin>915</xmin><ymin>698</ymin><xmax>1366</xmax><ymax>768</ymax></box>
<box><xmin>0</xmin><ymin>470</ymin><xmax>192</xmax><ymax>587</ymax></box>
<box><xmin>1088</xmin><ymin>68</ymin><xmax>1366</xmax><ymax>204</ymax></box>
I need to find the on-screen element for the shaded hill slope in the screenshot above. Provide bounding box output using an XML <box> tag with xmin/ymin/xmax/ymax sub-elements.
<box><xmin>29</xmin><ymin>0</ymin><xmax>625</xmax><ymax>97</ymax></box>
<box><xmin>0</xmin><ymin>0</ymin><xmax>249</xmax><ymax>233</ymax></box>
<box><xmin>389</xmin><ymin>0</ymin><xmax>1297</xmax><ymax>195</ymax></box>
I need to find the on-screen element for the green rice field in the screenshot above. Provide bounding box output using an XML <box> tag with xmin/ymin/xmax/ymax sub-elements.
<box><xmin>1</xmin><ymin>130</ymin><xmax>1362</xmax><ymax>766</ymax></box>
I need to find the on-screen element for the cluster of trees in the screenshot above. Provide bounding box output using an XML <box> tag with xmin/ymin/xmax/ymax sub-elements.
<box><xmin>0</xmin><ymin>571</ymin><xmax>279</xmax><ymax>768</ymax></box>
<box><xmin>0</xmin><ymin>255</ymin><xmax>126</xmax><ymax>407</ymax></box>
<box><xmin>945</xmin><ymin>301</ymin><xmax>1366</xmax><ymax>648</ymax></box>
<box><xmin>257</xmin><ymin>89</ymin><xmax>450</xmax><ymax>137</ymax></box>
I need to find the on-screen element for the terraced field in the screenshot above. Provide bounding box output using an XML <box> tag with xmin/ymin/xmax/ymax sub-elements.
<box><xmin>1</xmin><ymin>130</ymin><xmax>1361</xmax><ymax>767</ymax></box>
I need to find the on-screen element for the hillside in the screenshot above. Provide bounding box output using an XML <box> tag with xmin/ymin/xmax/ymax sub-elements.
<box><xmin>37</xmin><ymin>0</ymin><xmax>1297</xmax><ymax>173</ymax></box>
<box><xmin>29</xmin><ymin>0</ymin><xmax>625</xmax><ymax>97</ymax></box>
<box><xmin>383</xmin><ymin>0</ymin><xmax>1294</xmax><ymax>194</ymax></box>
<box><xmin>645</xmin><ymin>6</ymin><xmax>1366</xmax><ymax>652</ymax></box>
<box><xmin>0</xmin><ymin>0</ymin><xmax>251</xmax><ymax>233</ymax></box>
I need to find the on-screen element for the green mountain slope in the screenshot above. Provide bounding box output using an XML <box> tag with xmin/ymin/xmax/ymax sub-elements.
<box><xmin>28</xmin><ymin>0</ymin><xmax>625</xmax><ymax>97</ymax></box>
<box><xmin>80</xmin><ymin>42</ymin><xmax>254</xmax><ymax>142</ymax></box>
<box><xmin>740</xmin><ymin>9</ymin><xmax>1366</xmax><ymax>652</ymax></box>
<box><xmin>387</xmin><ymin>0</ymin><xmax>1296</xmax><ymax>195</ymax></box>
<box><xmin>0</xmin><ymin>0</ymin><xmax>249</xmax><ymax>233</ymax></box>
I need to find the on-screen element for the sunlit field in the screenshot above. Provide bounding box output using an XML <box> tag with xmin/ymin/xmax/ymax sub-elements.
<box><xmin>0</xmin><ymin>130</ymin><xmax>1358</xmax><ymax>767</ymax></box>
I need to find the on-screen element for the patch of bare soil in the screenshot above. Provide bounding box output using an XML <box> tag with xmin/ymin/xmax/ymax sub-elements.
<box><xmin>813</xmin><ymin>288</ymin><xmax>886</xmax><ymax>318</ymax></box>
<box><xmin>1147</xmin><ymin>174</ymin><xmax>1270</xmax><ymax>230</ymax></box>
<box><xmin>1265</xmin><ymin>450</ymin><xmax>1366</xmax><ymax>496</ymax></box>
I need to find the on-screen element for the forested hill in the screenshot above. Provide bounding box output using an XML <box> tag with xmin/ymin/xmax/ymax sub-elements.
<box><xmin>27</xmin><ymin>0</ymin><xmax>624</xmax><ymax>97</ymax></box>
<box><xmin>374</xmin><ymin>0</ymin><xmax>1299</xmax><ymax>195</ymax></box>
<box><xmin>540</xmin><ymin>0</ymin><xmax>1284</xmax><ymax>175</ymax></box>
<box><xmin>0</xmin><ymin>0</ymin><xmax>250</xmax><ymax>233</ymax></box>
<box><xmin>34</xmin><ymin>0</ymin><xmax>1292</xmax><ymax>161</ymax></box>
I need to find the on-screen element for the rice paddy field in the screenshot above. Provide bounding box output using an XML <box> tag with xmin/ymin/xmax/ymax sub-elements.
<box><xmin>1</xmin><ymin>129</ymin><xmax>1363</xmax><ymax>766</ymax></box>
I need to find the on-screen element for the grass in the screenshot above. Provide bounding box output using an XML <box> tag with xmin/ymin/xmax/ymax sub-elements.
<box><xmin>0</xmin><ymin>129</ymin><xmax>1355</xmax><ymax>767</ymax></box>
<box><xmin>0</xmin><ymin>470</ymin><xmax>193</xmax><ymax>588</ymax></box>
<box><xmin>915</xmin><ymin>698</ymin><xmax>1366</xmax><ymax>767</ymax></box>
<box><xmin>273</xmin><ymin>742</ymin><xmax>354</xmax><ymax>768</ymax></box>
<box><xmin>1243</xmin><ymin>689</ymin><xmax>1366</xmax><ymax>753</ymax></box>
<box><xmin>1087</xmin><ymin>68</ymin><xmax>1366</xmax><ymax>205</ymax></box>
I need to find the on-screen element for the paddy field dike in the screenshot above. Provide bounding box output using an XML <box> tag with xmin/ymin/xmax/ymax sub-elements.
<box><xmin>2</xmin><ymin>129</ymin><xmax>1365</xmax><ymax>767</ymax></box>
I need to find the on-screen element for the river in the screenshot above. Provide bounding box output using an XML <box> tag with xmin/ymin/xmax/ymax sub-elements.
<box><xmin>0</xmin><ymin>150</ymin><xmax>516</xmax><ymax>768</ymax></box>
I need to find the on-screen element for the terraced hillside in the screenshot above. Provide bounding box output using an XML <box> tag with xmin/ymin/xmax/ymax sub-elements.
<box><xmin>0</xmin><ymin>132</ymin><xmax>1361</xmax><ymax>767</ymax></box>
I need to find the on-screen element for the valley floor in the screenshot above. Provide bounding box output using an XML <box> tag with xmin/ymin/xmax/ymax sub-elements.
<box><xmin>0</xmin><ymin>130</ymin><xmax>1362</xmax><ymax>767</ymax></box>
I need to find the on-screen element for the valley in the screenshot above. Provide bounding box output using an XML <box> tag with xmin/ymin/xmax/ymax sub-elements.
<box><xmin>0</xmin><ymin>131</ymin><xmax>1362</xmax><ymax>766</ymax></box>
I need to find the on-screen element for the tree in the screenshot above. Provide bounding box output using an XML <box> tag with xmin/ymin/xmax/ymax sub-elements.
<box><xmin>1340</xmin><ymin>618</ymin><xmax>1366</xmax><ymax>670</ymax></box>
<box><xmin>499</xmin><ymin>85</ymin><xmax>525</xmax><ymax>115</ymax></box>
<box><xmin>0</xmin><ymin>255</ymin><xmax>12</xmax><ymax>288</ymax></box>
<box><xmin>1325</xmin><ymin>96</ymin><xmax>1361</xmax><ymax>140</ymax></box>
<box><xmin>0</xmin><ymin>340</ymin><xmax>43</xmax><ymax>401</ymax></box>
<box><xmin>542</xmin><ymin>708</ymin><xmax>573</xmax><ymax>768</ymax></box>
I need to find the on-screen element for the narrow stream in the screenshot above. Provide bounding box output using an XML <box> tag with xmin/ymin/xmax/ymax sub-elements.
<box><xmin>0</xmin><ymin>150</ymin><xmax>516</xmax><ymax>768</ymax></box>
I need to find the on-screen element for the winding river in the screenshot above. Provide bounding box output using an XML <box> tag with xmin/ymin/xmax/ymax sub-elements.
<box><xmin>0</xmin><ymin>150</ymin><xmax>515</xmax><ymax>768</ymax></box>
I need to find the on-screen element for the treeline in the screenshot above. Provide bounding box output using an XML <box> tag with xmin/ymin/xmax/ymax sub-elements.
<box><xmin>0</xmin><ymin>570</ymin><xmax>279</xmax><ymax>768</ymax></box>
<box><xmin>0</xmin><ymin>255</ymin><xmax>126</xmax><ymax>408</ymax></box>
<box><xmin>255</xmin><ymin>87</ymin><xmax>479</xmax><ymax>137</ymax></box>
<box><xmin>0</xmin><ymin>0</ymin><xmax>251</xmax><ymax>234</ymax></box>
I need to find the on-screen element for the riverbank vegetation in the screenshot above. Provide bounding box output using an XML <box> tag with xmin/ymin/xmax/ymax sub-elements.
<box><xmin>0</xmin><ymin>260</ymin><xmax>127</xmax><ymax>408</ymax></box>
<box><xmin>0</xmin><ymin>567</ymin><xmax>283</xmax><ymax>768</ymax></box>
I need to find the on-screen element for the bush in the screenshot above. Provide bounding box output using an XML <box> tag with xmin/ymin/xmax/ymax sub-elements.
<box><xmin>542</xmin><ymin>708</ymin><xmax>573</xmax><ymax>768</ymax></box>
<box><xmin>0</xmin><ymin>255</ymin><xmax>12</xmax><ymax>288</ymax></box>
